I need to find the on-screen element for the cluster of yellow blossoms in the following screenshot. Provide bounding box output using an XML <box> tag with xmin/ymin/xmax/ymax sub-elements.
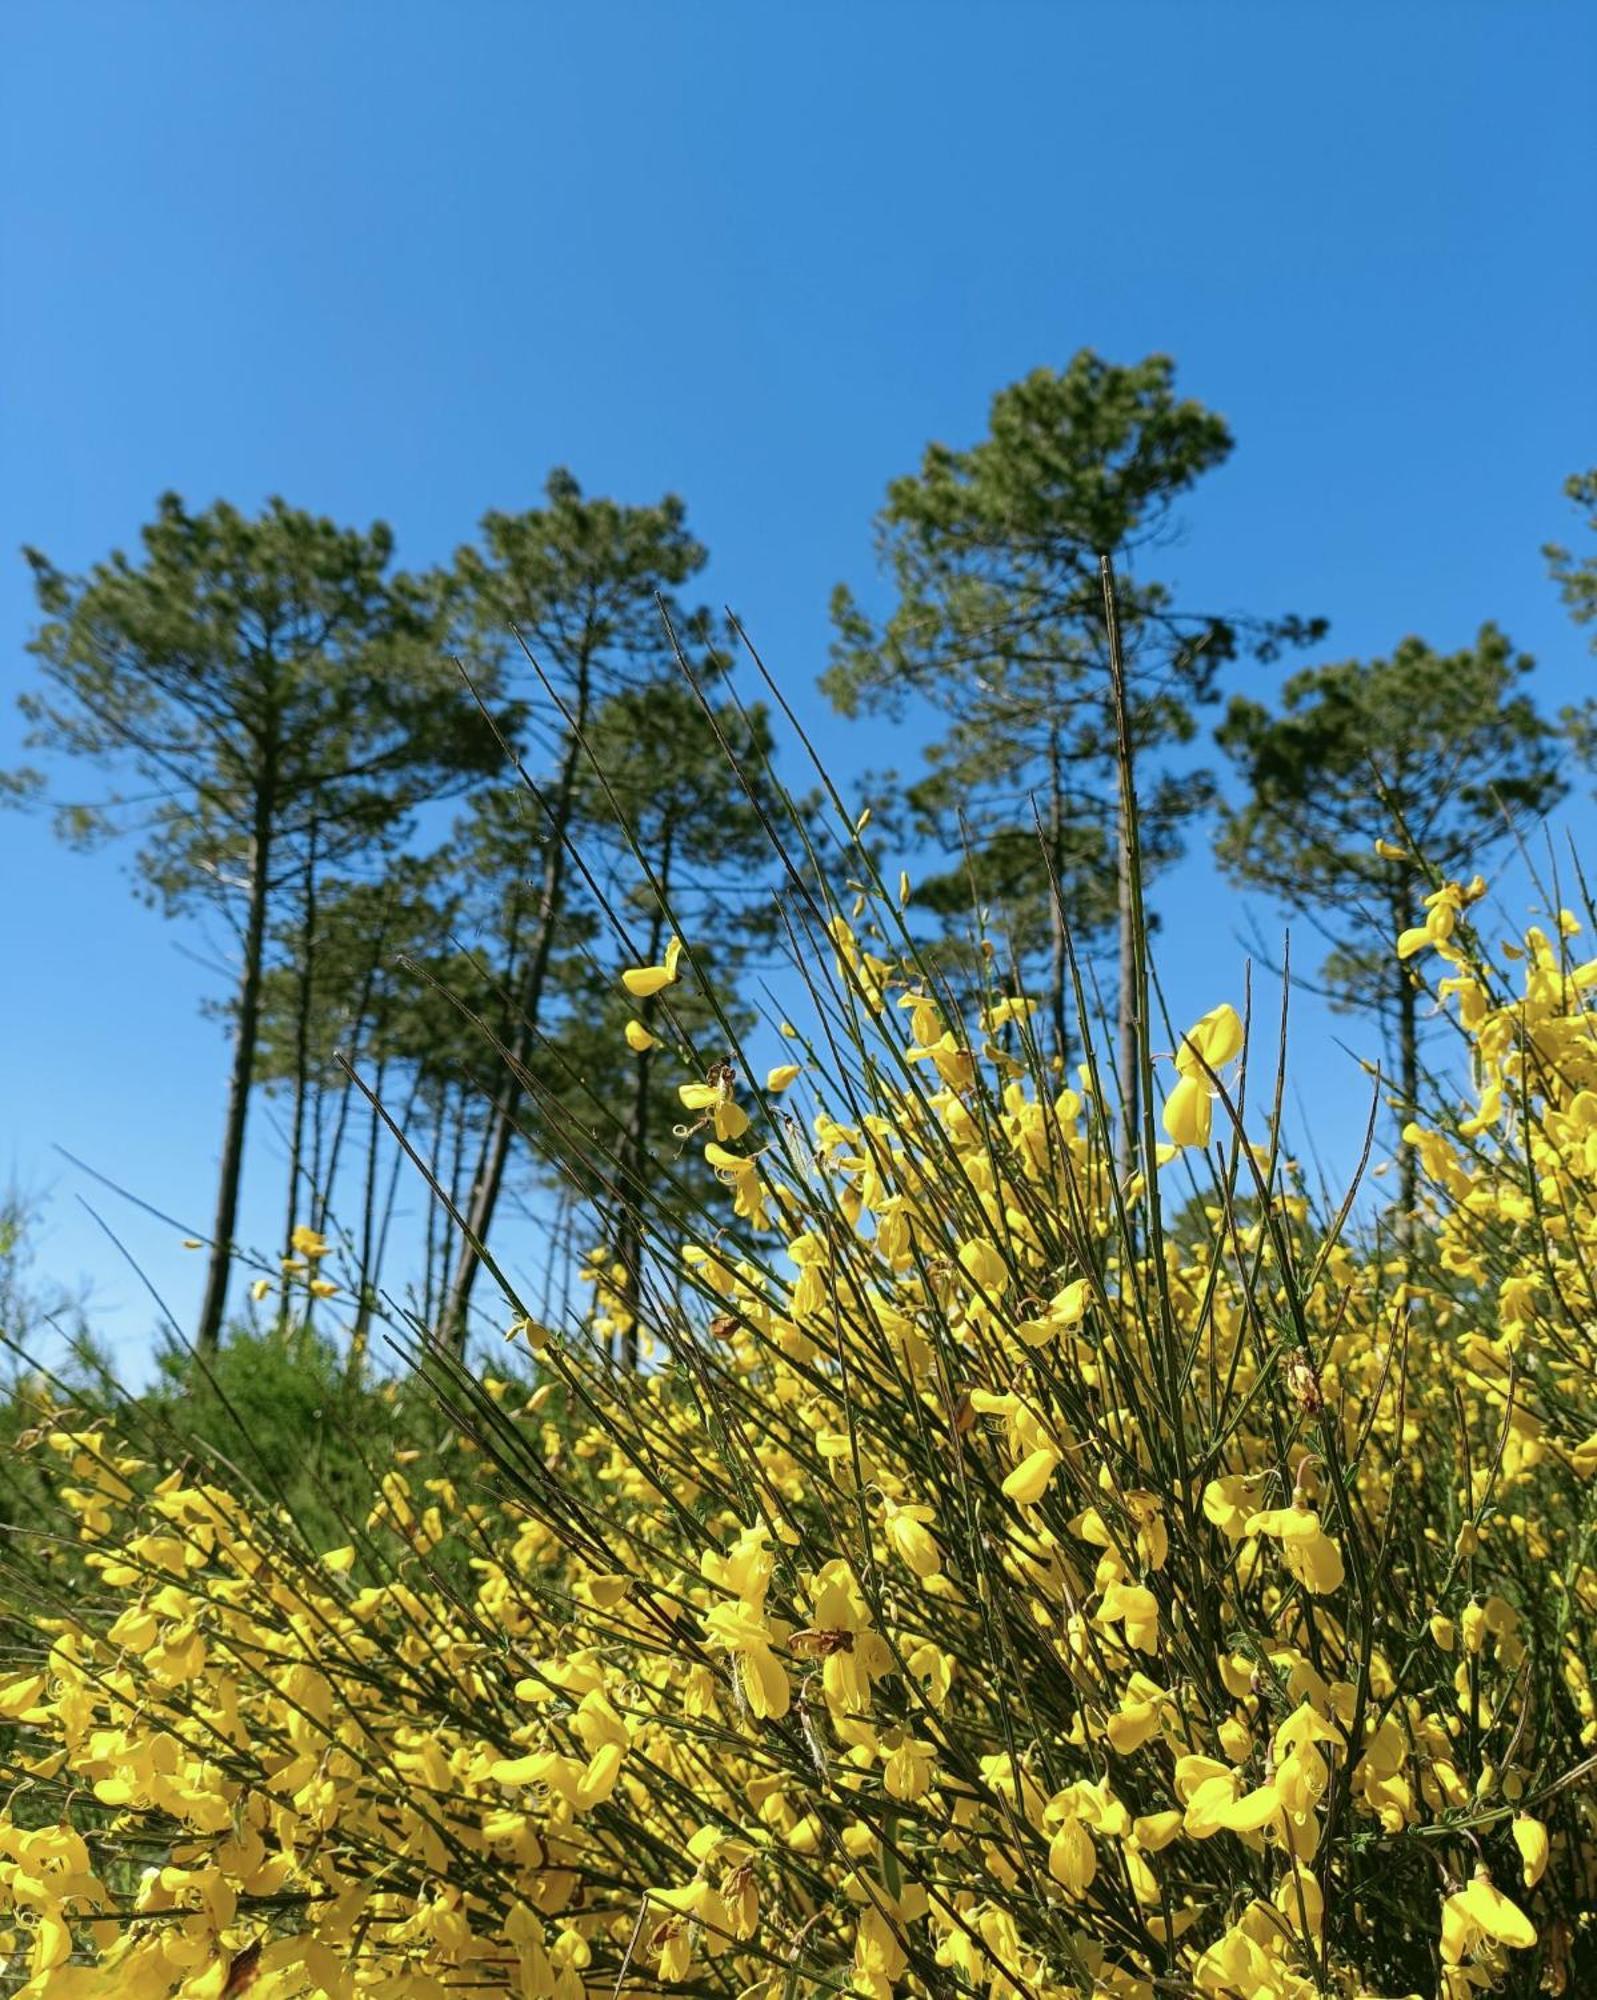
<box><xmin>2</xmin><ymin>866</ymin><xmax>1594</xmax><ymax>1999</ymax></box>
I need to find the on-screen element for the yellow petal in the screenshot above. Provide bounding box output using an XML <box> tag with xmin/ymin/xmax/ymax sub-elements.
<box><xmin>1214</xmin><ymin>1781</ymin><xmax>1282</xmax><ymax>1832</ymax></box>
<box><xmin>1183</xmin><ymin>1772</ymin><xmax>1241</xmax><ymax>1838</ymax></box>
<box><xmin>766</xmin><ymin>1064</ymin><xmax>801</xmax><ymax>1092</ymax></box>
<box><xmin>622</xmin><ymin>963</ymin><xmax>676</xmax><ymax>998</ymax></box>
<box><xmin>1512</xmin><ymin>1814</ymin><xmax>1549</xmax><ymax>1888</ymax></box>
<box><xmin>625</xmin><ymin>1018</ymin><xmax>660</xmax><ymax>1051</ymax></box>
<box><xmin>1047</xmin><ymin>1817</ymin><xmax>1097</xmax><ymax>1895</ymax></box>
<box><xmin>31</xmin><ymin>1910</ymin><xmax>72</xmax><ymax>1975</ymax></box>
<box><xmin>1002</xmin><ymin>1446</ymin><xmax>1060</xmax><ymax>1507</ymax></box>
<box><xmin>1202</xmin><ymin>1475</ymin><xmax>1253</xmax><ymax>1541</ymax></box>
<box><xmin>1133</xmin><ymin>1809</ymin><xmax>1183</xmax><ymax>1851</ymax></box>
<box><xmin>576</xmin><ymin>1740</ymin><xmax>624</xmax><ymax>1808</ymax></box>
<box><xmin>1294</xmin><ymin>1529</ymin><xmax>1345</xmax><ymax>1596</ymax></box>
<box><xmin>1175</xmin><ymin>1001</ymin><xmax>1243</xmax><ymax>1076</ymax></box>
<box><xmin>1107</xmin><ymin>1701</ymin><xmax>1161</xmax><ymax>1754</ymax></box>
<box><xmin>1162</xmin><ymin>1073</ymin><xmax>1213</xmax><ymax>1148</ymax></box>
<box><xmin>713</xmin><ymin>1102</ymin><xmax>751</xmax><ymax>1142</ymax></box>
<box><xmin>490</xmin><ymin>1752</ymin><xmax>547</xmax><ymax>1785</ymax></box>
<box><xmin>741</xmin><ymin>1646</ymin><xmax>790</xmax><ymax>1720</ymax></box>
<box><xmin>1459</xmin><ymin>1871</ymin><xmax>1536</xmax><ymax>1949</ymax></box>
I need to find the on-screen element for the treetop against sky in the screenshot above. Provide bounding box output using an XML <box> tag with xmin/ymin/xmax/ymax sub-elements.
<box><xmin>2</xmin><ymin>3</ymin><xmax>1594</xmax><ymax>1363</ymax></box>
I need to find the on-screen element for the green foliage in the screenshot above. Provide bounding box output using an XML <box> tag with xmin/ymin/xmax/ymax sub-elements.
<box><xmin>1214</xmin><ymin>624</ymin><xmax>1566</xmax><ymax>1215</ymax></box>
<box><xmin>10</xmin><ymin>494</ymin><xmax>507</xmax><ymax>1351</ymax></box>
<box><xmin>434</xmin><ymin>473</ymin><xmax>780</xmax><ymax>1345</ymax></box>
<box><xmin>1545</xmin><ymin>466</ymin><xmax>1597</xmax><ymax>648</ymax></box>
<box><xmin>17</xmin><ymin>494</ymin><xmax>498</xmax><ymax>909</ymax></box>
<box><xmin>0</xmin><ymin>1317</ymin><xmax>461</xmax><ymax>1562</ymax></box>
<box><xmin>827</xmin><ymin>350</ymin><xmax>1321</xmax><ymax>1055</ymax></box>
<box><xmin>1214</xmin><ymin>624</ymin><xmax>1565</xmax><ymax>1022</ymax></box>
<box><xmin>0</xmin><ymin>1185</ymin><xmax>86</xmax><ymax>1357</ymax></box>
<box><xmin>476</xmin><ymin>666</ymin><xmax>783</xmax><ymax>1363</ymax></box>
<box><xmin>143</xmin><ymin>1321</ymin><xmax>451</xmax><ymax>1554</ymax></box>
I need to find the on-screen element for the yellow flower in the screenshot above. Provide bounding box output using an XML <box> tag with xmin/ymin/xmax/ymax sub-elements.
<box><xmin>883</xmin><ymin>1733</ymin><xmax>936</xmax><ymax>1800</ymax></box>
<box><xmin>957</xmin><ymin>1236</ymin><xmax>1008</xmax><ymax>1292</ymax></box>
<box><xmin>1512</xmin><ymin>1814</ymin><xmax>1549</xmax><ymax>1888</ymax></box>
<box><xmin>1244</xmin><ymin>1498</ymin><xmax>1345</xmax><ymax>1594</ymax></box>
<box><xmin>1096</xmin><ymin>1581</ymin><xmax>1159</xmax><ymax>1653</ymax></box>
<box><xmin>883</xmin><ymin>1500</ymin><xmax>942</xmax><ymax>1578</ymax></box>
<box><xmin>1175</xmin><ymin>1001</ymin><xmax>1244</xmax><ymax>1079</ymax></box>
<box><xmin>1441</xmin><ymin>1868</ymin><xmax>1536</xmax><ymax>1961</ymax></box>
<box><xmin>621</xmin><ymin>934</ymin><xmax>683</xmax><ymax>997</ymax></box>
<box><xmin>679</xmin><ymin>1078</ymin><xmax>750</xmax><ymax>1142</ymax></box>
<box><xmin>1201</xmin><ymin>1473</ymin><xmax>1258</xmax><ymax>1541</ymax></box>
<box><xmin>624</xmin><ymin>1018</ymin><xmax>660</xmax><ymax>1051</ymax></box>
<box><xmin>1163</xmin><ymin>1002</ymin><xmax>1243</xmax><ymax>1147</ymax></box>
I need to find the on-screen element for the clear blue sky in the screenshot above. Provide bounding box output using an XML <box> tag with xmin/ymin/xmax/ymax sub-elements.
<box><xmin>3</xmin><ymin>3</ymin><xmax>1594</xmax><ymax>1373</ymax></box>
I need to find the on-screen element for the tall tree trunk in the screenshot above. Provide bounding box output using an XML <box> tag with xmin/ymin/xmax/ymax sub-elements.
<box><xmin>313</xmin><ymin>890</ymin><xmax>391</xmax><ymax>1237</ymax></box>
<box><xmin>372</xmin><ymin>1068</ymin><xmax>421</xmax><ymax>1316</ymax></box>
<box><xmin>350</xmin><ymin>1054</ymin><xmax>388</xmax><ymax>1369</ymax></box>
<box><xmin>614</xmin><ymin>1046</ymin><xmax>651</xmax><ymax>1373</ymax></box>
<box><xmin>615</xmin><ymin>827</ymin><xmax>673</xmax><ymax>1367</ymax></box>
<box><xmin>1114</xmin><ymin>784</ymin><xmax>1138</xmax><ymax>1186</ymax></box>
<box><xmin>440</xmin><ymin>657</ymin><xmax>592</xmax><ymax>1349</ymax></box>
<box><xmin>1397</xmin><ymin>963</ymin><xmax>1420</xmax><ymax>1240</ymax></box>
<box><xmin>283</xmin><ymin>816</ymin><xmax>319</xmax><ymax>1258</ymax></box>
<box><xmin>1100</xmin><ymin>558</ymin><xmax>1141</xmax><ymax>1191</ymax></box>
<box><xmin>421</xmin><ymin>1081</ymin><xmax>444</xmax><ymax>1327</ymax></box>
<box><xmin>1045</xmin><ymin>726</ymin><xmax>1071</xmax><ymax>1078</ymax></box>
<box><xmin>197</xmin><ymin>785</ymin><xmax>275</xmax><ymax>1354</ymax></box>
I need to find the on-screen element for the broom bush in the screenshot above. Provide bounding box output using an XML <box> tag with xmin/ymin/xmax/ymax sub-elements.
<box><xmin>1</xmin><ymin>620</ymin><xmax>1594</xmax><ymax>1999</ymax></box>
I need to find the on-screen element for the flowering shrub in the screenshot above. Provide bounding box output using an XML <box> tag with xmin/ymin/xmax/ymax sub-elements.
<box><xmin>2</xmin><ymin>833</ymin><xmax>1595</xmax><ymax>1998</ymax></box>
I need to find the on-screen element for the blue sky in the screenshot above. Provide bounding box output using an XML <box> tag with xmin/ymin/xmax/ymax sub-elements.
<box><xmin>3</xmin><ymin>3</ymin><xmax>1594</xmax><ymax>1372</ymax></box>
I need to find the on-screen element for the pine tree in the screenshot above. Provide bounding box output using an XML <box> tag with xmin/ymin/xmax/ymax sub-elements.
<box><xmin>10</xmin><ymin>495</ymin><xmax>499</xmax><ymax>1349</ymax></box>
<box><xmin>1214</xmin><ymin>625</ymin><xmax>1566</xmax><ymax>1217</ymax></box>
<box><xmin>436</xmin><ymin>472</ymin><xmax>727</xmax><ymax>1346</ymax></box>
<box><xmin>827</xmin><ymin>353</ymin><xmax>1319</xmax><ymax>1162</ymax></box>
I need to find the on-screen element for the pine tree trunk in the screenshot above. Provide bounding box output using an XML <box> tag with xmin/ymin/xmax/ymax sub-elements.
<box><xmin>615</xmin><ymin>1047</ymin><xmax>651</xmax><ymax>1372</ymax></box>
<box><xmin>1397</xmin><ymin>964</ymin><xmax>1420</xmax><ymax>1239</ymax></box>
<box><xmin>1046</xmin><ymin>729</ymin><xmax>1071</xmax><ymax>1077</ymax></box>
<box><xmin>350</xmin><ymin>1054</ymin><xmax>389</xmax><ymax>1368</ymax></box>
<box><xmin>372</xmin><ymin>1068</ymin><xmax>420</xmax><ymax>1318</ymax></box>
<box><xmin>421</xmin><ymin>1082</ymin><xmax>445</xmax><ymax>1327</ymax></box>
<box><xmin>312</xmin><ymin>890</ymin><xmax>389</xmax><ymax>1238</ymax></box>
<box><xmin>440</xmin><ymin>655</ymin><xmax>592</xmax><ymax>1348</ymax></box>
<box><xmin>1115</xmin><ymin>784</ymin><xmax>1139</xmax><ymax>1186</ymax></box>
<box><xmin>283</xmin><ymin>819</ymin><xmax>319</xmax><ymax>1259</ymax></box>
<box><xmin>197</xmin><ymin>790</ymin><xmax>274</xmax><ymax>1354</ymax></box>
<box><xmin>1100</xmin><ymin>557</ymin><xmax>1141</xmax><ymax>1192</ymax></box>
<box><xmin>615</xmin><ymin>826</ymin><xmax>673</xmax><ymax>1367</ymax></box>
